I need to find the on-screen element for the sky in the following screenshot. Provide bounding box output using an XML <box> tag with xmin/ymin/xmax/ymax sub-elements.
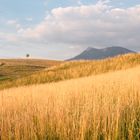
<box><xmin>0</xmin><ymin>0</ymin><xmax>140</xmax><ymax>60</ymax></box>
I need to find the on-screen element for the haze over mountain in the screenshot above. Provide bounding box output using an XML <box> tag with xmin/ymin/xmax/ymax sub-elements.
<box><xmin>68</xmin><ymin>46</ymin><xmax>136</xmax><ymax>60</ymax></box>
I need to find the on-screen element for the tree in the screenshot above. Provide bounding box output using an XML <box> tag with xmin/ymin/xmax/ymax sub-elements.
<box><xmin>26</xmin><ymin>54</ymin><xmax>30</xmax><ymax>58</ymax></box>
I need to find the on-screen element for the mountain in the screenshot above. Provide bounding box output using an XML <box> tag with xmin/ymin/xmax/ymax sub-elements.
<box><xmin>68</xmin><ymin>46</ymin><xmax>136</xmax><ymax>60</ymax></box>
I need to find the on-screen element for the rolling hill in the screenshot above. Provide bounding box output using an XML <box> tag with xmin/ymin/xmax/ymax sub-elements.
<box><xmin>69</xmin><ymin>46</ymin><xmax>136</xmax><ymax>60</ymax></box>
<box><xmin>0</xmin><ymin>59</ymin><xmax>61</xmax><ymax>82</ymax></box>
<box><xmin>0</xmin><ymin>65</ymin><xmax>140</xmax><ymax>140</ymax></box>
<box><xmin>0</xmin><ymin>53</ymin><xmax>140</xmax><ymax>90</ymax></box>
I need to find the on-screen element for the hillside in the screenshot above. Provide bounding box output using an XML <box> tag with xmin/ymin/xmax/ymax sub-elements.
<box><xmin>0</xmin><ymin>59</ymin><xmax>61</xmax><ymax>82</ymax></box>
<box><xmin>0</xmin><ymin>53</ymin><xmax>140</xmax><ymax>90</ymax></box>
<box><xmin>69</xmin><ymin>46</ymin><xmax>136</xmax><ymax>60</ymax></box>
<box><xmin>0</xmin><ymin>59</ymin><xmax>61</xmax><ymax>67</ymax></box>
<box><xmin>0</xmin><ymin>65</ymin><xmax>140</xmax><ymax>140</ymax></box>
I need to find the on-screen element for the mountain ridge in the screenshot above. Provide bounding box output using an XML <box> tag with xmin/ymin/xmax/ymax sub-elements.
<box><xmin>68</xmin><ymin>46</ymin><xmax>136</xmax><ymax>60</ymax></box>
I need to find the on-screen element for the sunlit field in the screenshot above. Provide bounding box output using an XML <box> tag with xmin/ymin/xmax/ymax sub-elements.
<box><xmin>0</xmin><ymin>65</ymin><xmax>140</xmax><ymax>140</ymax></box>
<box><xmin>1</xmin><ymin>0</ymin><xmax>140</xmax><ymax>139</ymax></box>
<box><xmin>0</xmin><ymin>59</ymin><xmax>61</xmax><ymax>82</ymax></box>
<box><xmin>0</xmin><ymin>53</ymin><xmax>140</xmax><ymax>90</ymax></box>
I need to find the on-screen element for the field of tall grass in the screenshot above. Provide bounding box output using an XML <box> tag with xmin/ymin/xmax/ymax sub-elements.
<box><xmin>0</xmin><ymin>65</ymin><xmax>140</xmax><ymax>140</ymax></box>
<box><xmin>0</xmin><ymin>53</ymin><xmax>140</xmax><ymax>90</ymax></box>
<box><xmin>0</xmin><ymin>59</ymin><xmax>61</xmax><ymax>82</ymax></box>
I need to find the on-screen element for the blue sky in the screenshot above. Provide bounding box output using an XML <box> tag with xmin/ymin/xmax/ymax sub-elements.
<box><xmin>1</xmin><ymin>0</ymin><xmax>140</xmax><ymax>23</ymax></box>
<box><xmin>0</xmin><ymin>0</ymin><xmax>140</xmax><ymax>59</ymax></box>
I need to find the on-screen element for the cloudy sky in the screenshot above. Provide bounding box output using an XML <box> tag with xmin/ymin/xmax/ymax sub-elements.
<box><xmin>0</xmin><ymin>0</ymin><xmax>140</xmax><ymax>60</ymax></box>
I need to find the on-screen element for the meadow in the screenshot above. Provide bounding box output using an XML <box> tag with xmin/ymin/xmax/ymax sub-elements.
<box><xmin>0</xmin><ymin>64</ymin><xmax>140</xmax><ymax>140</ymax></box>
<box><xmin>0</xmin><ymin>53</ymin><xmax>140</xmax><ymax>90</ymax></box>
<box><xmin>0</xmin><ymin>59</ymin><xmax>61</xmax><ymax>82</ymax></box>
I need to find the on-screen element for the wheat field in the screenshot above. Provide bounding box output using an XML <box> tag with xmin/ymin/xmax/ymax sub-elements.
<box><xmin>0</xmin><ymin>65</ymin><xmax>140</xmax><ymax>140</ymax></box>
<box><xmin>0</xmin><ymin>53</ymin><xmax>140</xmax><ymax>90</ymax></box>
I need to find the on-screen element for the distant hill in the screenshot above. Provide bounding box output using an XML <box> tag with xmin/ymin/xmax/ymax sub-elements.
<box><xmin>0</xmin><ymin>59</ymin><xmax>61</xmax><ymax>82</ymax></box>
<box><xmin>68</xmin><ymin>46</ymin><xmax>136</xmax><ymax>60</ymax></box>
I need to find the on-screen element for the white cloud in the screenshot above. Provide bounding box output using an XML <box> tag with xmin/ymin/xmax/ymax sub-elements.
<box><xmin>25</xmin><ymin>17</ymin><xmax>33</xmax><ymax>21</ymax></box>
<box><xmin>17</xmin><ymin>2</ymin><xmax>140</xmax><ymax>51</ymax></box>
<box><xmin>3</xmin><ymin>1</ymin><xmax>140</xmax><ymax>55</ymax></box>
<box><xmin>0</xmin><ymin>32</ymin><xmax>18</xmax><ymax>42</ymax></box>
<box><xmin>7</xmin><ymin>19</ymin><xmax>21</xmax><ymax>29</ymax></box>
<box><xmin>97</xmin><ymin>0</ymin><xmax>111</xmax><ymax>5</ymax></box>
<box><xmin>77</xmin><ymin>0</ymin><xmax>82</xmax><ymax>5</ymax></box>
<box><xmin>7</xmin><ymin>20</ymin><xmax>17</xmax><ymax>25</ymax></box>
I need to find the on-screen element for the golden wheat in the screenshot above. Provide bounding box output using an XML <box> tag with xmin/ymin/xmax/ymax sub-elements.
<box><xmin>0</xmin><ymin>66</ymin><xmax>140</xmax><ymax>140</ymax></box>
<box><xmin>0</xmin><ymin>53</ymin><xmax>140</xmax><ymax>90</ymax></box>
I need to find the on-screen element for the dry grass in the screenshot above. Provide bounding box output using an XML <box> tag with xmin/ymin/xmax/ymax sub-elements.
<box><xmin>0</xmin><ymin>66</ymin><xmax>140</xmax><ymax>140</ymax></box>
<box><xmin>0</xmin><ymin>53</ymin><xmax>140</xmax><ymax>90</ymax></box>
<box><xmin>0</xmin><ymin>59</ymin><xmax>61</xmax><ymax>82</ymax></box>
<box><xmin>0</xmin><ymin>59</ymin><xmax>61</xmax><ymax>67</ymax></box>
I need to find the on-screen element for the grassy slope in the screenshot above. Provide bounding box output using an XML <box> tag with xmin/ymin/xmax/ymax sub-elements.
<box><xmin>0</xmin><ymin>59</ymin><xmax>61</xmax><ymax>82</ymax></box>
<box><xmin>0</xmin><ymin>53</ymin><xmax>140</xmax><ymax>90</ymax></box>
<box><xmin>0</xmin><ymin>65</ymin><xmax>140</xmax><ymax>140</ymax></box>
